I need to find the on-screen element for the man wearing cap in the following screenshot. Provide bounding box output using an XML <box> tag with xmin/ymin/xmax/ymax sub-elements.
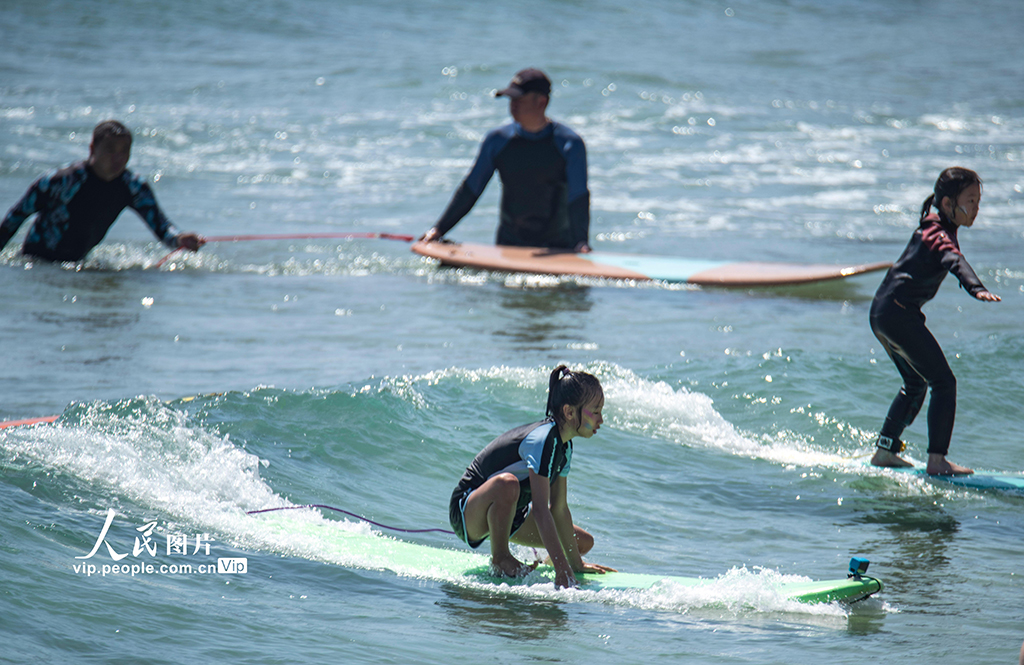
<box><xmin>421</xmin><ymin>68</ymin><xmax>591</xmax><ymax>252</ymax></box>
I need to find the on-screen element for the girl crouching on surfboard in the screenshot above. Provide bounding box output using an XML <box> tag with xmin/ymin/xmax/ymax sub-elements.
<box><xmin>449</xmin><ymin>365</ymin><xmax>616</xmax><ymax>589</ymax></box>
<box><xmin>870</xmin><ymin>167</ymin><xmax>1000</xmax><ymax>475</ymax></box>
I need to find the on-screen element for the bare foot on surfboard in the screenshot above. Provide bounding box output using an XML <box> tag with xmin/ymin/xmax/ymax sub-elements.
<box><xmin>926</xmin><ymin>454</ymin><xmax>974</xmax><ymax>476</ymax></box>
<box><xmin>871</xmin><ymin>448</ymin><xmax>914</xmax><ymax>468</ymax></box>
<box><xmin>490</xmin><ymin>555</ymin><xmax>538</xmax><ymax>579</ymax></box>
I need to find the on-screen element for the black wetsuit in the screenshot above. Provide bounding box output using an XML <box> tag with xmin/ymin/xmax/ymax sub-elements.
<box><xmin>434</xmin><ymin>121</ymin><xmax>590</xmax><ymax>249</ymax></box>
<box><xmin>870</xmin><ymin>213</ymin><xmax>987</xmax><ymax>455</ymax></box>
<box><xmin>0</xmin><ymin>161</ymin><xmax>181</xmax><ymax>262</ymax></box>
<box><xmin>449</xmin><ymin>420</ymin><xmax>571</xmax><ymax>548</ymax></box>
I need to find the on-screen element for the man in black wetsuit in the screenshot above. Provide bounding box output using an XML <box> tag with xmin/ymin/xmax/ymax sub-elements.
<box><xmin>0</xmin><ymin>120</ymin><xmax>203</xmax><ymax>263</ymax></box>
<box><xmin>420</xmin><ymin>69</ymin><xmax>591</xmax><ymax>252</ymax></box>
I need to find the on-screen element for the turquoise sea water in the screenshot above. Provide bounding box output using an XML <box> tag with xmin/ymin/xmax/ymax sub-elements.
<box><xmin>2</xmin><ymin>1</ymin><xmax>1023</xmax><ymax>663</ymax></box>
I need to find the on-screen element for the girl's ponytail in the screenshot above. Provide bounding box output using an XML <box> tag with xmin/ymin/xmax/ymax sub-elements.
<box><xmin>919</xmin><ymin>193</ymin><xmax>936</xmax><ymax>225</ymax></box>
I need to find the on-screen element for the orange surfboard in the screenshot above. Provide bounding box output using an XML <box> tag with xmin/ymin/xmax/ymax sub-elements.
<box><xmin>412</xmin><ymin>241</ymin><xmax>890</xmax><ymax>287</ymax></box>
<box><xmin>0</xmin><ymin>415</ymin><xmax>59</xmax><ymax>429</ymax></box>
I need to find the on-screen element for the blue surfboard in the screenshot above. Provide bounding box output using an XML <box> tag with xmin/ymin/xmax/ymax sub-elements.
<box><xmin>868</xmin><ymin>462</ymin><xmax>1024</xmax><ymax>492</ymax></box>
<box><xmin>898</xmin><ymin>467</ymin><xmax>1024</xmax><ymax>492</ymax></box>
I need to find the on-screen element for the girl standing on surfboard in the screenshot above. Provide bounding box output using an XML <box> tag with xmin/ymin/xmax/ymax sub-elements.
<box><xmin>870</xmin><ymin>167</ymin><xmax>1001</xmax><ymax>475</ymax></box>
<box><xmin>449</xmin><ymin>365</ymin><xmax>616</xmax><ymax>589</ymax></box>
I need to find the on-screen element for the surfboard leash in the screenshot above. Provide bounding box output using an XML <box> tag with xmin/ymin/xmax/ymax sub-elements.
<box><xmin>247</xmin><ymin>504</ymin><xmax>455</xmax><ymax>535</ymax></box>
<box><xmin>154</xmin><ymin>231</ymin><xmax>415</xmax><ymax>268</ymax></box>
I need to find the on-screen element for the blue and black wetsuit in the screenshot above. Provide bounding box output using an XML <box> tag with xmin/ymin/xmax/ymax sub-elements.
<box><xmin>449</xmin><ymin>419</ymin><xmax>572</xmax><ymax>548</ymax></box>
<box><xmin>434</xmin><ymin>121</ymin><xmax>590</xmax><ymax>249</ymax></box>
<box><xmin>0</xmin><ymin>161</ymin><xmax>182</xmax><ymax>262</ymax></box>
<box><xmin>870</xmin><ymin>213</ymin><xmax>988</xmax><ymax>456</ymax></box>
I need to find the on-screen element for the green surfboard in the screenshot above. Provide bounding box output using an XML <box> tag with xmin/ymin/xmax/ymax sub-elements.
<box><xmin>255</xmin><ymin>512</ymin><xmax>881</xmax><ymax>605</ymax></box>
<box><xmin>463</xmin><ymin>566</ymin><xmax>881</xmax><ymax>604</ymax></box>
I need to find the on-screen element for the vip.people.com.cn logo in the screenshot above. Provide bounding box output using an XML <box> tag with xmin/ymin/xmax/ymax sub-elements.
<box><xmin>72</xmin><ymin>508</ymin><xmax>247</xmax><ymax>578</ymax></box>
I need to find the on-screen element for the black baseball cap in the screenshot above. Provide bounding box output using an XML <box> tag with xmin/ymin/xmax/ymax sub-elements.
<box><xmin>496</xmin><ymin>68</ymin><xmax>552</xmax><ymax>98</ymax></box>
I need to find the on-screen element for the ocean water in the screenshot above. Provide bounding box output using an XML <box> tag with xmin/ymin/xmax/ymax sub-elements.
<box><xmin>2</xmin><ymin>0</ymin><xmax>1023</xmax><ymax>663</ymax></box>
